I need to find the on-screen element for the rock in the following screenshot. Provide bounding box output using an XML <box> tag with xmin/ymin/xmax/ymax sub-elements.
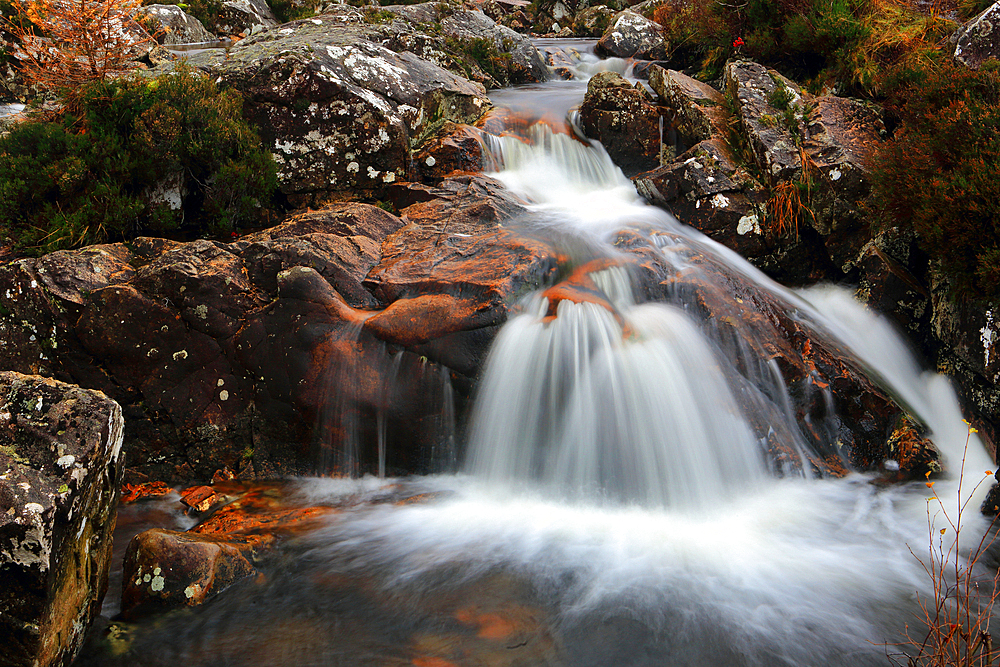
<box><xmin>365</xmin><ymin>174</ymin><xmax>561</xmax><ymax>374</ymax></box>
<box><xmin>648</xmin><ymin>65</ymin><xmax>724</xmax><ymax>153</ymax></box>
<box><xmin>0</xmin><ymin>201</ymin><xmax>484</xmax><ymax>481</ymax></box>
<box><xmin>120</xmin><ymin>528</ymin><xmax>257</xmax><ymax>619</ymax></box>
<box><xmin>217</xmin><ymin>0</ymin><xmax>279</xmax><ymax>35</ymax></box>
<box><xmin>801</xmin><ymin>95</ymin><xmax>884</xmax><ymax>272</ymax></box>
<box><xmin>724</xmin><ymin>60</ymin><xmax>806</xmax><ymax>181</ymax></box>
<box><xmin>595</xmin><ymin>10</ymin><xmax>668</xmax><ymax>60</ymax></box>
<box><xmin>856</xmin><ymin>227</ymin><xmax>931</xmax><ymax>348</ymax></box>
<box><xmin>439</xmin><ymin>9</ymin><xmax>549</xmax><ymax>85</ymax></box>
<box><xmin>610</xmin><ymin>230</ymin><xmax>939</xmax><ymax>479</ymax></box>
<box><xmin>139</xmin><ymin>4</ymin><xmax>215</xmax><ymax>44</ymax></box>
<box><xmin>930</xmin><ymin>272</ymin><xmax>1000</xmax><ymax>450</ymax></box>
<box><xmin>413</xmin><ymin>122</ymin><xmax>486</xmax><ymax>181</ymax></box>
<box><xmin>632</xmin><ymin>138</ymin><xmax>834</xmax><ymax>284</ymax></box>
<box><xmin>161</xmin><ymin>15</ymin><xmax>491</xmax><ymax>205</ymax></box>
<box><xmin>579</xmin><ymin>71</ymin><xmax>662</xmax><ymax>177</ymax></box>
<box><xmin>0</xmin><ymin>372</ymin><xmax>125</xmax><ymax>667</ymax></box>
<box><xmin>952</xmin><ymin>1</ymin><xmax>1000</xmax><ymax>69</ymax></box>
<box><xmin>574</xmin><ymin>5</ymin><xmax>617</xmax><ymax>37</ymax></box>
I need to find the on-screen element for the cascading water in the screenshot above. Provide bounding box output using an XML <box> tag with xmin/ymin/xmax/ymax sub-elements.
<box><xmin>466</xmin><ymin>267</ymin><xmax>769</xmax><ymax>508</ymax></box>
<box><xmin>97</xmin><ymin>42</ymin><xmax>1000</xmax><ymax>667</ymax></box>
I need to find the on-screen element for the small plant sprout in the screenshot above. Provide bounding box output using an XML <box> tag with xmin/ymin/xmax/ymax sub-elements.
<box><xmin>889</xmin><ymin>425</ymin><xmax>1000</xmax><ymax>666</ymax></box>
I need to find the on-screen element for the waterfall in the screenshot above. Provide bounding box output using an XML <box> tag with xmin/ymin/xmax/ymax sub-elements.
<box><xmin>466</xmin><ymin>266</ymin><xmax>769</xmax><ymax>508</ymax></box>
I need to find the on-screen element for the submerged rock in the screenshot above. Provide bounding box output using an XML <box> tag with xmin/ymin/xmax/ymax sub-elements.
<box><xmin>0</xmin><ymin>372</ymin><xmax>125</xmax><ymax>667</ymax></box>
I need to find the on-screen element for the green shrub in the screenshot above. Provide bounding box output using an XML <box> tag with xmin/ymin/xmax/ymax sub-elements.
<box><xmin>0</xmin><ymin>66</ymin><xmax>277</xmax><ymax>253</ymax></box>
<box><xmin>871</xmin><ymin>61</ymin><xmax>1000</xmax><ymax>301</ymax></box>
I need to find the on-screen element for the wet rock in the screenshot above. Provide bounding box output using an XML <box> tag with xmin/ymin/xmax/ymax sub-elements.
<box><xmin>930</xmin><ymin>272</ymin><xmax>1000</xmax><ymax>450</ymax></box>
<box><xmin>139</xmin><ymin>4</ymin><xmax>215</xmax><ymax>44</ymax></box>
<box><xmin>579</xmin><ymin>70</ymin><xmax>663</xmax><ymax>177</ymax></box>
<box><xmin>648</xmin><ymin>65</ymin><xmax>724</xmax><ymax>153</ymax></box>
<box><xmin>365</xmin><ymin>174</ymin><xmax>561</xmax><ymax>373</ymax></box>
<box><xmin>241</xmin><ymin>203</ymin><xmax>405</xmax><ymax>306</ymax></box>
<box><xmin>0</xmin><ymin>372</ymin><xmax>125</xmax><ymax>667</ymax></box>
<box><xmin>120</xmin><ymin>528</ymin><xmax>257</xmax><ymax>619</ymax></box>
<box><xmin>952</xmin><ymin>1</ymin><xmax>1000</xmax><ymax>69</ymax></box>
<box><xmin>611</xmin><ymin>230</ymin><xmax>939</xmax><ymax>478</ymax></box>
<box><xmin>724</xmin><ymin>60</ymin><xmax>806</xmax><ymax>181</ymax></box>
<box><xmin>596</xmin><ymin>10</ymin><xmax>668</xmax><ymax>60</ymax></box>
<box><xmin>162</xmin><ymin>16</ymin><xmax>491</xmax><ymax>205</ymax></box>
<box><xmin>0</xmin><ymin>201</ymin><xmax>474</xmax><ymax>481</ymax></box>
<box><xmin>217</xmin><ymin>0</ymin><xmax>278</xmax><ymax>35</ymax></box>
<box><xmin>413</xmin><ymin>121</ymin><xmax>485</xmax><ymax>182</ymax></box>
<box><xmin>120</xmin><ymin>481</ymin><xmax>338</xmax><ymax>620</ymax></box>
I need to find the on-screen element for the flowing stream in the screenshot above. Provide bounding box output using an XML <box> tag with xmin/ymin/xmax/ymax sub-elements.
<box><xmin>89</xmin><ymin>42</ymin><xmax>1000</xmax><ymax>667</ymax></box>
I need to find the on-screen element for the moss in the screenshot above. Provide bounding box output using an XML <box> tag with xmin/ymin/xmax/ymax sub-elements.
<box><xmin>0</xmin><ymin>442</ymin><xmax>29</xmax><ymax>464</ymax></box>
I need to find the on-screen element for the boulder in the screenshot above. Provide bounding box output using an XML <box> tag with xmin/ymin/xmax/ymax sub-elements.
<box><xmin>138</xmin><ymin>4</ymin><xmax>215</xmax><ymax>45</ymax></box>
<box><xmin>163</xmin><ymin>15</ymin><xmax>491</xmax><ymax>205</ymax></box>
<box><xmin>801</xmin><ymin>95</ymin><xmax>884</xmax><ymax>272</ymax></box>
<box><xmin>216</xmin><ymin>0</ymin><xmax>279</xmax><ymax>35</ymax></box>
<box><xmin>413</xmin><ymin>122</ymin><xmax>486</xmax><ymax>182</ymax></box>
<box><xmin>595</xmin><ymin>10</ymin><xmax>668</xmax><ymax>60</ymax></box>
<box><xmin>0</xmin><ymin>203</ymin><xmax>441</xmax><ymax>482</ymax></box>
<box><xmin>632</xmin><ymin>139</ymin><xmax>833</xmax><ymax>285</ymax></box>
<box><xmin>574</xmin><ymin>5</ymin><xmax>617</xmax><ymax>37</ymax></box>
<box><xmin>724</xmin><ymin>60</ymin><xmax>806</xmax><ymax>181</ymax></box>
<box><xmin>579</xmin><ymin>70</ymin><xmax>663</xmax><ymax>177</ymax></box>
<box><xmin>952</xmin><ymin>0</ymin><xmax>1000</xmax><ymax>69</ymax></box>
<box><xmin>647</xmin><ymin>65</ymin><xmax>724</xmax><ymax>154</ymax></box>
<box><xmin>438</xmin><ymin>9</ymin><xmax>549</xmax><ymax>85</ymax></box>
<box><xmin>0</xmin><ymin>372</ymin><xmax>125</xmax><ymax>667</ymax></box>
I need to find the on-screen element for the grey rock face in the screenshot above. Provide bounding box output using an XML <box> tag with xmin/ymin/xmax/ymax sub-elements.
<box><xmin>724</xmin><ymin>60</ymin><xmax>806</xmax><ymax>182</ymax></box>
<box><xmin>139</xmin><ymin>4</ymin><xmax>215</xmax><ymax>44</ymax></box>
<box><xmin>953</xmin><ymin>1</ymin><xmax>1000</xmax><ymax>69</ymax></box>
<box><xmin>579</xmin><ymin>70</ymin><xmax>662</xmax><ymax>177</ymax></box>
<box><xmin>217</xmin><ymin>0</ymin><xmax>279</xmax><ymax>35</ymax></box>
<box><xmin>165</xmin><ymin>16</ymin><xmax>491</xmax><ymax>205</ymax></box>
<box><xmin>596</xmin><ymin>10</ymin><xmax>667</xmax><ymax>60</ymax></box>
<box><xmin>0</xmin><ymin>372</ymin><xmax>125</xmax><ymax>667</ymax></box>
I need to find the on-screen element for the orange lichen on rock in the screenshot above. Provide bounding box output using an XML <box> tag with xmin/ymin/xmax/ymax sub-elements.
<box><xmin>120</xmin><ymin>481</ymin><xmax>173</xmax><ymax>504</ymax></box>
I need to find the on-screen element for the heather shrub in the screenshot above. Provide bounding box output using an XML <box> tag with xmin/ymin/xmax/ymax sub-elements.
<box><xmin>0</xmin><ymin>66</ymin><xmax>277</xmax><ymax>253</ymax></box>
<box><xmin>652</xmin><ymin>0</ymin><xmax>958</xmax><ymax>92</ymax></box>
<box><xmin>870</xmin><ymin>61</ymin><xmax>1000</xmax><ymax>301</ymax></box>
